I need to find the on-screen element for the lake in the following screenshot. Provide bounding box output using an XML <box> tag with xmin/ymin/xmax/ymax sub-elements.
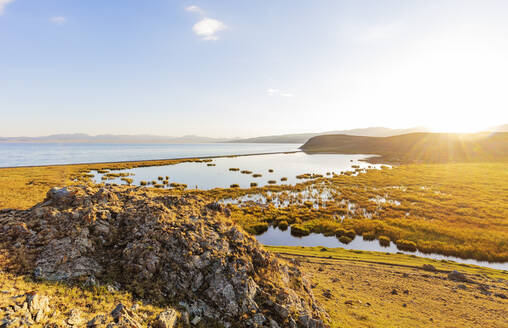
<box><xmin>0</xmin><ymin>143</ymin><xmax>300</xmax><ymax>167</ymax></box>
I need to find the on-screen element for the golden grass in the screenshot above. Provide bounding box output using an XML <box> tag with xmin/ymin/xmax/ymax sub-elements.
<box><xmin>0</xmin><ymin>272</ymin><xmax>164</xmax><ymax>326</ymax></box>
<box><xmin>268</xmin><ymin>246</ymin><xmax>508</xmax><ymax>327</ymax></box>
<box><xmin>203</xmin><ymin>162</ymin><xmax>508</xmax><ymax>262</ymax></box>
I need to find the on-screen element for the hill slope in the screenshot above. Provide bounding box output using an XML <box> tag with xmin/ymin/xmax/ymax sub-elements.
<box><xmin>300</xmin><ymin>132</ymin><xmax>508</xmax><ymax>163</ymax></box>
<box><xmin>231</xmin><ymin>127</ymin><xmax>429</xmax><ymax>144</ymax></box>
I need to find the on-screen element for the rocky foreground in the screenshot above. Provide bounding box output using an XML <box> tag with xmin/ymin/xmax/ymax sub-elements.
<box><xmin>0</xmin><ymin>185</ymin><xmax>329</xmax><ymax>327</ymax></box>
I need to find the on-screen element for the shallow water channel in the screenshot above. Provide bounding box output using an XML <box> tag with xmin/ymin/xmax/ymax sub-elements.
<box><xmin>256</xmin><ymin>227</ymin><xmax>508</xmax><ymax>271</ymax></box>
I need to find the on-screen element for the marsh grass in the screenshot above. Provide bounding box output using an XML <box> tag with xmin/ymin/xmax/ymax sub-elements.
<box><xmin>229</xmin><ymin>168</ymin><xmax>240</xmax><ymax>171</ymax></box>
<box><xmin>253</xmin><ymin>174</ymin><xmax>262</xmax><ymax>178</ymax></box>
<box><xmin>120</xmin><ymin>177</ymin><xmax>133</xmax><ymax>185</ymax></box>
<box><xmin>378</xmin><ymin>236</ymin><xmax>391</xmax><ymax>247</ymax></box>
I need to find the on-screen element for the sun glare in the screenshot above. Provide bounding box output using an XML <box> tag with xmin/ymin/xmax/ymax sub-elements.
<box><xmin>429</xmin><ymin>122</ymin><xmax>484</xmax><ymax>134</ymax></box>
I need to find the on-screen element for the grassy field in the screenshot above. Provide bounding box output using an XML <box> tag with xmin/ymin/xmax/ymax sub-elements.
<box><xmin>268</xmin><ymin>246</ymin><xmax>508</xmax><ymax>328</ymax></box>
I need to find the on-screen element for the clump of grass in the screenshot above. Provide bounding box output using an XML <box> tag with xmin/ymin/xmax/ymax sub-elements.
<box><xmin>162</xmin><ymin>180</ymin><xmax>169</xmax><ymax>185</ymax></box>
<box><xmin>278</xmin><ymin>220</ymin><xmax>289</xmax><ymax>230</ymax></box>
<box><xmin>268</xmin><ymin>169</ymin><xmax>274</xmax><ymax>173</ymax></box>
<box><xmin>105</xmin><ymin>172</ymin><xmax>130</xmax><ymax>178</ymax></box>
<box><xmin>97</xmin><ymin>169</ymin><xmax>109</xmax><ymax>174</ymax></box>
<box><xmin>154</xmin><ymin>184</ymin><xmax>163</xmax><ymax>188</ymax></box>
<box><xmin>158</xmin><ymin>176</ymin><xmax>163</xmax><ymax>180</ymax></box>
<box><xmin>336</xmin><ymin>228</ymin><xmax>356</xmax><ymax>239</ymax></box>
<box><xmin>230</xmin><ymin>184</ymin><xmax>240</xmax><ymax>188</ymax></box>
<box><xmin>379</xmin><ymin>236</ymin><xmax>391</xmax><ymax>247</ymax></box>
<box><xmin>140</xmin><ymin>181</ymin><xmax>148</xmax><ymax>186</ymax></box>
<box><xmin>253</xmin><ymin>174</ymin><xmax>262</xmax><ymax>178</ymax></box>
<box><xmin>169</xmin><ymin>183</ymin><xmax>187</xmax><ymax>189</ymax></box>
<box><xmin>120</xmin><ymin>177</ymin><xmax>133</xmax><ymax>185</ymax></box>
<box><xmin>229</xmin><ymin>168</ymin><xmax>240</xmax><ymax>171</ymax></box>
<box><xmin>352</xmin><ymin>165</ymin><xmax>360</xmax><ymax>169</ymax></box>
<box><xmin>250</xmin><ymin>182</ymin><xmax>258</xmax><ymax>187</ymax></box>
<box><xmin>246</xmin><ymin>222</ymin><xmax>269</xmax><ymax>235</ymax></box>
<box><xmin>165</xmin><ymin>176</ymin><xmax>169</xmax><ymax>180</ymax></box>
<box><xmin>296</xmin><ymin>173</ymin><xmax>323</xmax><ymax>179</ymax></box>
<box><xmin>338</xmin><ymin>236</ymin><xmax>352</xmax><ymax>244</ymax></box>
<box><xmin>241</xmin><ymin>170</ymin><xmax>253</xmax><ymax>174</ymax></box>
<box><xmin>395</xmin><ymin>239</ymin><xmax>417</xmax><ymax>252</ymax></box>
<box><xmin>268</xmin><ymin>180</ymin><xmax>277</xmax><ymax>184</ymax></box>
<box><xmin>362</xmin><ymin>231</ymin><xmax>376</xmax><ymax>241</ymax></box>
<box><xmin>207</xmin><ymin>164</ymin><xmax>216</xmax><ymax>167</ymax></box>
<box><xmin>151</xmin><ymin>180</ymin><xmax>157</xmax><ymax>185</ymax></box>
<box><xmin>281</xmin><ymin>177</ymin><xmax>288</xmax><ymax>181</ymax></box>
<box><xmin>291</xmin><ymin>224</ymin><xmax>310</xmax><ymax>237</ymax></box>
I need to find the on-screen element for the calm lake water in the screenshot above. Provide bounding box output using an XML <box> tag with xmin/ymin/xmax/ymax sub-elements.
<box><xmin>256</xmin><ymin>227</ymin><xmax>508</xmax><ymax>271</ymax></box>
<box><xmin>92</xmin><ymin>152</ymin><xmax>383</xmax><ymax>189</ymax></box>
<box><xmin>0</xmin><ymin>143</ymin><xmax>300</xmax><ymax>167</ymax></box>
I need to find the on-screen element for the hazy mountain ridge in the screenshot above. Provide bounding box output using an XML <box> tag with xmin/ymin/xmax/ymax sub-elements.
<box><xmin>1</xmin><ymin>125</ymin><xmax>507</xmax><ymax>143</ymax></box>
<box><xmin>0</xmin><ymin>133</ymin><xmax>234</xmax><ymax>143</ymax></box>
<box><xmin>229</xmin><ymin>127</ymin><xmax>431</xmax><ymax>143</ymax></box>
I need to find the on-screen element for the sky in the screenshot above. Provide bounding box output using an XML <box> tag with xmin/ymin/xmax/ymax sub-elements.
<box><xmin>1</xmin><ymin>0</ymin><xmax>507</xmax><ymax>138</ymax></box>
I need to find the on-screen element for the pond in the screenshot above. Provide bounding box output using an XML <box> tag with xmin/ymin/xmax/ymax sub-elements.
<box><xmin>91</xmin><ymin>152</ymin><xmax>386</xmax><ymax>190</ymax></box>
<box><xmin>255</xmin><ymin>227</ymin><xmax>508</xmax><ymax>271</ymax></box>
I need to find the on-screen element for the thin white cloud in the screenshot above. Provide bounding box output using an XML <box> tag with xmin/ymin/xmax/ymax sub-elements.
<box><xmin>185</xmin><ymin>5</ymin><xmax>204</xmax><ymax>15</ymax></box>
<box><xmin>50</xmin><ymin>16</ymin><xmax>67</xmax><ymax>25</ymax></box>
<box><xmin>267</xmin><ymin>89</ymin><xmax>294</xmax><ymax>97</ymax></box>
<box><xmin>192</xmin><ymin>18</ymin><xmax>227</xmax><ymax>41</ymax></box>
<box><xmin>0</xmin><ymin>0</ymin><xmax>14</xmax><ymax>15</ymax></box>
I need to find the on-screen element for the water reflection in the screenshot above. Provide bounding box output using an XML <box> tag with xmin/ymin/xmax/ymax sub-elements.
<box><xmin>255</xmin><ymin>227</ymin><xmax>508</xmax><ymax>271</ymax></box>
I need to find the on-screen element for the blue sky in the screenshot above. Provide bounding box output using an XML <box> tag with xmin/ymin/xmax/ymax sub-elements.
<box><xmin>1</xmin><ymin>0</ymin><xmax>507</xmax><ymax>137</ymax></box>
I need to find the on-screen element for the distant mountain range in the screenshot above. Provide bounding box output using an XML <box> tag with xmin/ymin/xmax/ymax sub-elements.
<box><xmin>1</xmin><ymin>125</ymin><xmax>506</xmax><ymax>144</ymax></box>
<box><xmin>0</xmin><ymin>134</ymin><xmax>233</xmax><ymax>144</ymax></box>
<box><xmin>229</xmin><ymin>127</ymin><xmax>431</xmax><ymax>143</ymax></box>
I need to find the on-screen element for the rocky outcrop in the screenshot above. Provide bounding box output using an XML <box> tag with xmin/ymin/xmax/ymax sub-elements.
<box><xmin>0</xmin><ymin>186</ymin><xmax>329</xmax><ymax>327</ymax></box>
